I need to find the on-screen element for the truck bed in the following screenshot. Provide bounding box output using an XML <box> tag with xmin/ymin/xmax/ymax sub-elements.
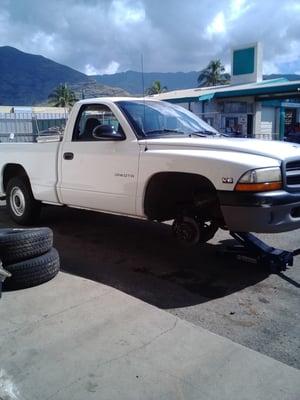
<box><xmin>0</xmin><ymin>141</ymin><xmax>60</xmax><ymax>203</ymax></box>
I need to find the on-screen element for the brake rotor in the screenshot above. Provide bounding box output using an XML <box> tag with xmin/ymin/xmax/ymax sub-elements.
<box><xmin>172</xmin><ymin>216</ymin><xmax>218</xmax><ymax>246</ymax></box>
<box><xmin>172</xmin><ymin>217</ymin><xmax>200</xmax><ymax>246</ymax></box>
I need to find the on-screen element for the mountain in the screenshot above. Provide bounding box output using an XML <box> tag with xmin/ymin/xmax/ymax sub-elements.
<box><xmin>0</xmin><ymin>46</ymin><xmax>130</xmax><ymax>106</ymax></box>
<box><xmin>265</xmin><ymin>74</ymin><xmax>300</xmax><ymax>81</ymax></box>
<box><xmin>69</xmin><ymin>81</ymin><xmax>130</xmax><ymax>99</ymax></box>
<box><xmin>92</xmin><ymin>71</ymin><xmax>300</xmax><ymax>94</ymax></box>
<box><xmin>92</xmin><ymin>71</ymin><xmax>199</xmax><ymax>94</ymax></box>
<box><xmin>0</xmin><ymin>46</ymin><xmax>91</xmax><ymax>105</ymax></box>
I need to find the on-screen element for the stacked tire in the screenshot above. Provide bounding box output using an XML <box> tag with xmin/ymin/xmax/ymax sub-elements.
<box><xmin>0</xmin><ymin>227</ymin><xmax>60</xmax><ymax>290</ymax></box>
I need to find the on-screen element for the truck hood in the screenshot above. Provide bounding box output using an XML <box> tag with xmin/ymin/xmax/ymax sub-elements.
<box><xmin>139</xmin><ymin>137</ymin><xmax>300</xmax><ymax>161</ymax></box>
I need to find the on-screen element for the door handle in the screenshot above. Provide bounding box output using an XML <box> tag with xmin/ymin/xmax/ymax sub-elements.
<box><xmin>63</xmin><ymin>152</ymin><xmax>74</xmax><ymax>160</ymax></box>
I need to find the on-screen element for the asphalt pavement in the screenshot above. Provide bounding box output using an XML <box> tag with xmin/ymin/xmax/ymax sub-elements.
<box><xmin>0</xmin><ymin>204</ymin><xmax>299</xmax><ymax>369</ymax></box>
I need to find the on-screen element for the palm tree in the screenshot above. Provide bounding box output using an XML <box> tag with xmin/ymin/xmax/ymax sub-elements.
<box><xmin>48</xmin><ymin>83</ymin><xmax>77</xmax><ymax>108</ymax></box>
<box><xmin>197</xmin><ymin>60</ymin><xmax>230</xmax><ymax>87</ymax></box>
<box><xmin>146</xmin><ymin>80</ymin><xmax>168</xmax><ymax>95</ymax></box>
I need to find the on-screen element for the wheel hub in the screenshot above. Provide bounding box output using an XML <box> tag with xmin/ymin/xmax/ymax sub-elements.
<box><xmin>172</xmin><ymin>217</ymin><xmax>200</xmax><ymax>246</ymax></box>
<box><xmin>10</xmin><ymin>187</ymin><xmax>25</xmax><ymax>217</ymax></box>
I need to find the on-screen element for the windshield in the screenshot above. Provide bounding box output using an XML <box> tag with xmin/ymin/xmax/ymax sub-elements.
<box><xmin>116</xmin><ymin>100</ymin><xmax>218</xmax><ymax>138</ymax></box>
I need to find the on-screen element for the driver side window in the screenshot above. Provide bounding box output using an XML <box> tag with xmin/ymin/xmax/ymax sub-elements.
<box><xmin>73</xmin><ymin>104</ymin><xmax>124</xmax><ymax>141</ymax></box>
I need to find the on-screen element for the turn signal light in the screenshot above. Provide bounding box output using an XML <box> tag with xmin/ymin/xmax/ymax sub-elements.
<box><xmin>235</xmin><ymin>181</ymin><xmax>282</xmax><ymax>192</ymax></box>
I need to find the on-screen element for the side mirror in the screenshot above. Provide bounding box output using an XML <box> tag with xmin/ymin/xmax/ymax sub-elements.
<box><xmin>92</xmin><ymin>125</ymin><xmax>125</xmax><ymax>141</ymax></box>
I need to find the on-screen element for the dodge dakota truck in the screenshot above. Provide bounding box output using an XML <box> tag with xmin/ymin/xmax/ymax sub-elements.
<box><xmin>1</xmin><ymin>97</ymin><xmax>300</xmax><ymax>245</ymax></box>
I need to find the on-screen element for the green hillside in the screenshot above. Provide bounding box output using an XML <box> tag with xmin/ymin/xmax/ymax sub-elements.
<box><xmin>0</xmin><ymin>46</ymin><xmax>90</xmax><ymax>105</ymax></box>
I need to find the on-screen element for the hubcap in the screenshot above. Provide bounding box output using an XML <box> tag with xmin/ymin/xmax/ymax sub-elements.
<box><xmin>10</xmin><ymin>187</ymin><xmax>26</xmax><ymax>217</ymax></box>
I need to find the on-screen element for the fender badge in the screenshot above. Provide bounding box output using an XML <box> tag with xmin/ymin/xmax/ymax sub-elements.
<box><xmin>222</xmin><ymin>177</ymin><xmax>234</xmax><ymax>184</ymax></box>
<box><xmin>115</xmin><ymin>173</ymin><xmax>135</xmax><ymax>178</ymax></box>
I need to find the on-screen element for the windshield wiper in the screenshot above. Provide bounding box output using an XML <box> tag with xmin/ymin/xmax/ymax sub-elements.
<box><xmin>145</xmin><ymin>129</ymin><xmax>180</xmax><ymax>135</ymax></box>
<box><xmin>189</xmin><ymin>130</ymin><xmax>216</xmax><ymax>137</ymax></box>
<box><xmin>188</xmin><ymin>132</ymin><xmax>208</xmax><ymax>138</ymax></box>
<box><xmin>144</xmin><ymin>129</ymin><xmax>217</xmax><ymax>138</ymax></box>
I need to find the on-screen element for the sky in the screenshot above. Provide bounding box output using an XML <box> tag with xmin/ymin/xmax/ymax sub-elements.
<box><xmin>0</xmin><ymin>0</ymin><xmax>300</xmax><ymax>75</ymax></box>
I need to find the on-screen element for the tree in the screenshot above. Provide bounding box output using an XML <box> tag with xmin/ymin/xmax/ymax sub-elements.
<box><xmin>197</xmin><ymin>60</ymin><xmax>230</xmax><ymax>87</ymax></box>
<box><xmin>146</xmin><ymin>80</ymin><xmax>168</xmax><ymax>95</ymax></box>
<box><xmin>48</xmin><ymin>83</ymin><xmax>77</xmax><ymax>108</ymax></box>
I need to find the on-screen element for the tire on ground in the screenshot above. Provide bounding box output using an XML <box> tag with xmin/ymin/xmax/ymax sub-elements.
<box><xmin>3</xmin><ymin>247</ymin><xmax>60</xmax><ymax>290</ymax></box>
<box><xmin>0</xmin><ymin>227</ymin><xmax>53</xmax><ymax>265</ymax></box>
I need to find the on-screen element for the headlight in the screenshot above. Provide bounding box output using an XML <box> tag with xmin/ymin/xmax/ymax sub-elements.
<box><xmin>235</xmin><ymin>167</ymin><xmax>282</xmax><ymax>192</ymax></box>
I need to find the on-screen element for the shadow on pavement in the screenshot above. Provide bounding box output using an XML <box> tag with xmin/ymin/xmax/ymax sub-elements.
<box><xmin>0</xmin><ymin>205</ymin><xmax>269</xmax><ymax>308</ymax></box>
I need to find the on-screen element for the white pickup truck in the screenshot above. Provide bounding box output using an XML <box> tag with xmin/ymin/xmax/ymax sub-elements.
<box><xmin>1</xmin><ymin>97</ymin><xmax>300</xmax><ymax>245</ymax></box>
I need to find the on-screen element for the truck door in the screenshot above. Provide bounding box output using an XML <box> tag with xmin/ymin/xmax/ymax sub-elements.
<box><xmin>59</xmin><ymin>103</ymin><xmax>140</xmax><ymax>215</ymax></box>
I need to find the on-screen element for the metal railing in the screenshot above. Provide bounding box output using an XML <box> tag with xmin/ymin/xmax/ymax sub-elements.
<box><xmin>254</xmin><ymin>133</ymin><xmax>280</xmax><ymax>141</ymax></box>
<box><xmin>0</xmin><ymin>112</ymin><xmax>68</xmax><ymax>143</ymax></box>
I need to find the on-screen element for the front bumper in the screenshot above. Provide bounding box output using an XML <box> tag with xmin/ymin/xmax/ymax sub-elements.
<box><xmin>218</xmin><ymin>190</ymin><xmax>300</xmax><ymax>233</ymax></box>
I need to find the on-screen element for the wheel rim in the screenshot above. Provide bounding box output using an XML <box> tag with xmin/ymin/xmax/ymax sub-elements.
<box><xmin>10</xmin><ymin>186</ymin><xmax>26</xmax><ymax>217</ymax></box>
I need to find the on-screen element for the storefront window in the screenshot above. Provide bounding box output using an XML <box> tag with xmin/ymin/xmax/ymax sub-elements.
<box><xmin>224</xmin><ymin>102</ymin><xmax>247</xmax><ymax>113</ymax></box>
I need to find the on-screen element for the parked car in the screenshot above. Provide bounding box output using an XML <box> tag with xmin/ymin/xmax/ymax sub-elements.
<box><xmin>221</xmin><ymin>131</ymin><xmax>247</xmax><ymax>138</ymax></box>
<box><xmin>284</xmin><ymin>132</ymin><xmax>300</xmax><ymax>144</ymax></box>
<box><xmin>0</xmin><ymin>97</ymin><xmax>300</xmax><ymax>245</ymax></box>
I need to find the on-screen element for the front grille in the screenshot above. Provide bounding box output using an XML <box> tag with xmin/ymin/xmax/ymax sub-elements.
<box><xmin>286</xmin><ymin>160</ymin><xmax>300</xmax><ymax>187</ymax></box>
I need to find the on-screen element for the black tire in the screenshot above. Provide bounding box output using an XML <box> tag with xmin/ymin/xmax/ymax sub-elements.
<box><xmin>0</xmin><ymin>227</ymin><xmax>53</xmax><ymax>265</ymax></box>
<box><xmin>3</xmin><ymin>247</ymin><xmax>60</xmax><ymax>290</ymax></box>
<box><xmin>6</xmin><ymin>177</ymin><xmax>41</xmax><ymax>225</ymax></box>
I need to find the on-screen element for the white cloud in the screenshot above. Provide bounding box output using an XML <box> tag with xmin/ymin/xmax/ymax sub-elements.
<box><xmin>101</xmin><ymin>61</ymin><xmax>120</xmax><ymax>75</ymax></box>
<box><xmin>84</xmin><ymin>64</ymin><xmax>102</xmax><ymax>75</ymax></box>
<box><xmin>111</xmin><ymin>0</ymin><xmax>145</xmax><ymax>25</ymax></box>
<box><xmin>31</xmin><ymin>32</ymin><xmax>56</xmax><ymax>54</ymax></box>
<box><xmin>205</xmin><ymin>12</ymin><xmax>226</xmax><ymax>38</ymax></box>
<box><xmin>85</xmin><ymin>61</ymin><xmax>120</xmax><ymax>75</ymax></box>
<box><xmin>274</xmin><ymin>41</ymin><xmax>300</xmax><ymax>65</ymax></box>
<box><xmin>263</xmin><ymin>61</ymin><xmax>280</xmax><ymax>75</ymax></box>
<box><xmin>230</xmin><ymin>0</ymin><xmax>252</xmax><ymax>20</ymax></box>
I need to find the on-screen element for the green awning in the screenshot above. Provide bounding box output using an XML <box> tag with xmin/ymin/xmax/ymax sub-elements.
<box><xmin>198</xmin><ymin>93</ymin><xmax>215</xmax><ymax>101</ymax></box>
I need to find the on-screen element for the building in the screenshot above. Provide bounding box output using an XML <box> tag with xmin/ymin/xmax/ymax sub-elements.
<box><xmin>152</xmin><ymin>43</ymin><xmax>300</xmax><ymax>140</ymax></box>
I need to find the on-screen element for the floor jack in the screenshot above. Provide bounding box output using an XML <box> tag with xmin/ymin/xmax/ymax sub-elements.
<box><xmin>224</xmin><ymin>232</ymin><xmax>300</xmax><ymax>273</ymax></box>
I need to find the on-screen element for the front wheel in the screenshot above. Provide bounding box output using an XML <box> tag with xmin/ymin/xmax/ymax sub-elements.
<box><xmin>6</xmin><ymin>177</ymin><xmax>41</xmax><ymax>225</ymax></box>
